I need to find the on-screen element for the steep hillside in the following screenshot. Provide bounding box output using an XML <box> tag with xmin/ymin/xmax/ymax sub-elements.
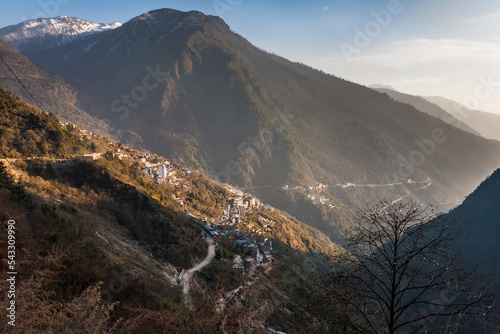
<box><xmin>433</xmin><ymin>169</ymin><xmax>500</xmax><ymax>333</ymax></box>
<box><xmin>0</xmin><ymin>40</ymin><xmax>114</xmax><ymax>137</ymax></box>
<box><xmin>0</xmin><ymin>88</ymin><xmax>90</xmax><ymax>158</ymax></box>
<box><xmin>425</xmin><ymin>95</ymin><xmax>500</xmax><ymax>142</ymax></box>
<box><xmin>0</xmin><ymin>89</ymin><xmax>341</xmax><ymax>332</ymax></box>
<box><xmin>8</xmin><ymin>9</ymin><xmax>500</xmax><ymax>238</ymax></box>
<box><xmin>371</xmin><ymin>86</ymin><xmax>480</xmax><ymax>136</ymax></box>
<box><xmin>439</xmin><ymin>169</ymin><xmax>500</xmax><ymax>279</ymax></box>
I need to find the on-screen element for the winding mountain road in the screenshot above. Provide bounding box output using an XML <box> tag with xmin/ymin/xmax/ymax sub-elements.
<box><xmin>179</xmin><ymin>232</ymin><xmax>215</xmax><ymax>296</ymax></box>
<box><xmin>242</xmin><ymin>178</ymin><xmax>432</xmax><ymax>192</ymax></box>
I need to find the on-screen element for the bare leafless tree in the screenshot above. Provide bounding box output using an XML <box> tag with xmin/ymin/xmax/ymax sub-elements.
<box><xmin>315</xmin><ymin>199</ymin><xmax>494</xmax><ymax>334</ymax></box>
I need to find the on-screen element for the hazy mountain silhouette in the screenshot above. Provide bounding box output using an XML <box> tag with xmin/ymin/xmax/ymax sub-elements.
<box><xmin>371</xmin><ymin>86</ymin><xmax>480</xmax><ymax>136</ymax></box>
<box><xmin>440</xmin><ymin>168</ymin><xmax>500</xmax><ymax>280</ymax></box>
<box><xmin>425</xmin><ymin>95</ymin><xmax>500</xmax><ymax>142</ymax></box>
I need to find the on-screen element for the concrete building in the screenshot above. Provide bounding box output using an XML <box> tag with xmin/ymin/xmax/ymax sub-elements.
<box><xmin>158</xmin><ymin>165</ymin><xmax>167</xmax><ymax>180</ymax></box>
<box><xmin>82</xmin><ymin>153</ymin><xmax>103</xmax><ymax>161</ymax></box>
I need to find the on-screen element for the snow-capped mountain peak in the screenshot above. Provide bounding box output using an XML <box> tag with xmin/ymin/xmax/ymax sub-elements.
<box><xmin>0</xmin><ymin>16</ymin><xmax>122</xmax><ymax>49</ymax></box>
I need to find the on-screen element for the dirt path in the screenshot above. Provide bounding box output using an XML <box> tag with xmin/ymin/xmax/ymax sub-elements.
<box><xmin>179</xmin><ymin>232</ymin><xmax>215</xmax><ymax>305</ymax></box>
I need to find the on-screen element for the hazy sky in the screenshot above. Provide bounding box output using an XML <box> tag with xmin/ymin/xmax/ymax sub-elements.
<box><xmin>1</xmin><ymin>0</ymin><xmax>499</xmax><ymax>114</ymax></box>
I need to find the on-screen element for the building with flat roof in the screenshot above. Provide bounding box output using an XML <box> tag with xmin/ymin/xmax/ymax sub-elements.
<box><xmin>82</xmin><ymin>153</ymin><xmax>103</xmax><ymax>161</ymax></box>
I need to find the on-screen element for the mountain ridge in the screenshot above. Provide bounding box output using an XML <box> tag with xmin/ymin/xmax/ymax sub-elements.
<box><xmin>0</xmin><ymin>39</ymin><xmax>115</xmax><ymax>137</ymax></box>
<box><xmin>437</xmin><ymin>168</ymin><xmax>500</xmax><ymax>282</ymax></box>
<box><xmin>0</xmin><ymin>16</ymin><xmax>121</xmax><ymax>73</ymax></box>
<box><xmin>0</xmin><ymin>16</ymin><xmax>121</xmax><ymax>49</ymax></box>
<box><xmin>424</xmin><ymin>95</ymin><xmax>500</xmax><ymax>142</ymax></box>
<box><xmin>370</xmin><ymin>86</ymin><xmax>481</xmax><ymax>136</ymax></box>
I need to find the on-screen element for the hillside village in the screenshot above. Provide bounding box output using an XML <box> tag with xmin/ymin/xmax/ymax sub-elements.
<box><xmin>58</xmin><ymin>120</ymin><xmax>275</xmax><ymax>274</ymax></box>
<box><xmin>0</xmin><ymin>89</ymin><xmax>334</xmax><ymax>333</ymax></box>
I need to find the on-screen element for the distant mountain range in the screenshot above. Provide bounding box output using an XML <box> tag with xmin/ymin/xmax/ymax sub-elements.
<box><xmin>368</xmin><ymin>84</ymin><xmax>500</xmax><ymax>143</ymax></box>
<box><xmin>0</xmin><ymin>16</ymin><xmax>121</xmax><ymax>73</ymax></box>
<box><xmin>0</xmin><ymin>16</ymin><xmax>121</xmax><ymax>47</ymax></box>
<box><xmin>369</xmin><ymin>86</ymin><xmax>480</xmax><ymax>136</ymax></box>
<box><xmin>1</xmin><ymin>8</ymin><xmax>500</xmax><ymax>238</ymax></box>
<box><xmin>424</xmin><ymin>95</ymin><xmax>500</xmax><ymax>142</ymax></box>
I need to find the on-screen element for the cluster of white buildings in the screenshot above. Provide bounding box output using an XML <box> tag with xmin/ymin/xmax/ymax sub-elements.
<box><xmin>307</xmin><ymin>194</ymin><xmax>326</xmax><ymax>204</ymax></box>
<box><xmin>282</xmin><ymin>183</ymin><xmax>327</xmax><ymax>192</ymax></box>
<box><xmin>282</xmin><ymin>183</ymin><xmax>331</xmax><ymax>206</ymax></box>
<box><xmin>82</xmin><ymin>149</ymin><xmax>129</xmax><ymax>162</ymax></box>
<box><xmin>142</xmin><ymin>161</ymin><xmax>175</xmax><ymax>184</ymax></box>
<box><xmin>222</xmin><ymin>196</ymin><xmax>261</xmax><ymax>222</ymax></box>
